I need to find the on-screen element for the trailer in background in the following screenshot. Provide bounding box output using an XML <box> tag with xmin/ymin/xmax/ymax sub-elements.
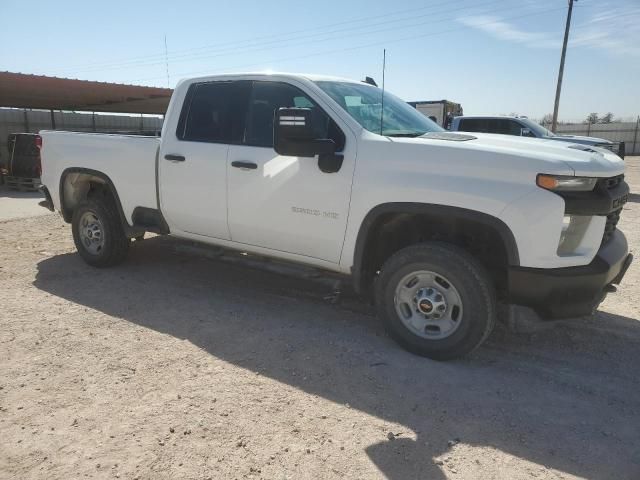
<box><xmin>2</xmin><ymin>133</ymin><xmax>42</xmax><ymax>191</ymax></box>
<box><xmin>408</xmin><ymin>100</ymin><xmax>463</xmax><ymax>129</ymax></box>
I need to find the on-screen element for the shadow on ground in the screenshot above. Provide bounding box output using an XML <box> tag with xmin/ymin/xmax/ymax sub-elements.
<box><xmin>33</xmin><ymin>236</ymin><xmax>640</xmax><ymax>480</ymax></box>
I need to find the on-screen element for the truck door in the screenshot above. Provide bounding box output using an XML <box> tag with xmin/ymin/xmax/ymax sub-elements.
<box><xmin>226</xmin><ymin>80</ymin><xmax>356</xmax><ymax>263</ymax></box>
<box><xmin>158</xmin><ymin>81</ymin><xmax>251</xmax><ymax>239</ymax></box>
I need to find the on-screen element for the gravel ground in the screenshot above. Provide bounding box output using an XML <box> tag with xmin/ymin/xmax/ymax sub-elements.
<box><xmin>0</xmin><ymin>188</ymin><xmax>47</xmax><ymax>222</ymax></box>
<box><xmin>1</xmin><ymin>159</ymin><xmax>639</xmax><ymax>480</ymax></box>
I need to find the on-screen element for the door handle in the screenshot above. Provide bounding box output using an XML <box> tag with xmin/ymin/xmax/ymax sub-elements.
<box><xmin>164</xmin><ymin>154</ymin><xmax>185</xmax><ymax>162</ymax></box>
<box><xmin>231</xmin><ymin>161</ymin><xmax>258</xmax><ymax>170</ymax></box>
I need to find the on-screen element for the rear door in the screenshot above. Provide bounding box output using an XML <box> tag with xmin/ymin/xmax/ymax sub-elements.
<box><xmin>158</xmin><ymin>81</ymin><xmax>250</xmax><ymax>238</ymax></box>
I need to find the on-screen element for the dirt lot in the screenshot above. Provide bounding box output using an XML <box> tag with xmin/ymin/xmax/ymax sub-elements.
<box><xmin>1</xmin><ymin>159</ymin><xmax>639</xmax><ymax>480</ymax></box>
<box><xmin>0</xmin><ymin>188</ymin><xmax>47</xmax><ymax>222</ymax></box>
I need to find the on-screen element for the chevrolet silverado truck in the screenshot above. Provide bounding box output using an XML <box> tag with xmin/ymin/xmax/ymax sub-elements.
<box><xmin>38</xmin><ymin>73</ymin><xmax>633</xmax><ymax>360</ymax></box>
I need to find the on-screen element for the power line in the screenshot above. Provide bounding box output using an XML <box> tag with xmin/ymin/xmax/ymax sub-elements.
<box><xmin>51</xmin><ymin>0</ymin><xmax>480</xmax><ymax>74</ymax></box>
<box><xmin>133</xmin><ymin>5</ymin><xmax>567</xmax><ymax>84</ymax></box>
<box><xmin>72</xmin><ymin>0</ymin><xmax>506</xmax><ymax>74</ymax></box>
<box><xmin>62</xmin><ymin>0</ymin><xmax>528</xmax><ymax>78</ymax></box>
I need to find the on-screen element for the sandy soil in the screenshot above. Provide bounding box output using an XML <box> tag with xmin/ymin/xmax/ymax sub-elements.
<box><xmin>1</xmin><ymin>159</ymin><xmax>639</xmax><ymax>480</ymax></box>
<box><xmin>0</xmin><ymin>188</ymin><xmax>49</xmax><ymax>222</ymax></box>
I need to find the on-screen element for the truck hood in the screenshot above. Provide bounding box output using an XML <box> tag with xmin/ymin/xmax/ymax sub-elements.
<box><xmin>402</xmin><ymin>132</ymin><xmax>625</xmax><ymax>177</ymax></box>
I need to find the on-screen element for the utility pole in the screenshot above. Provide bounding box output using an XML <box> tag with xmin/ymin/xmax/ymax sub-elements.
<box><xmin>551</xmin><ymin>0</ymin><xmax>576</xmax><ymax>133</ymax></box>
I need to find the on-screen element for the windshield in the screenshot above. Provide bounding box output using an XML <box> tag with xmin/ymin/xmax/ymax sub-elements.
<box><xmin>518</xmin><ymin>118</ymin><xmax>553</xmax><ymax>137</ymax></box>
<box><xmin>315</xmin><ymin>81</ymin><xmax>444</xmax><ymax>137</ymax></box>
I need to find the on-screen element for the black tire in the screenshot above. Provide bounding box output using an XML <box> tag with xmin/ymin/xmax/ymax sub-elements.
<box><xmin>375</xmin><ymin>242</ymin><xmax>496</xmax><ymax>360</ymax></box>
<box><xmin>71</xmin><ymin>194</ymin><xmax>129</xmax><ymax>267</ymax></box>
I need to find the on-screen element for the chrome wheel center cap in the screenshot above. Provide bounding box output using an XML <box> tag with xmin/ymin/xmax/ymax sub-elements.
<box><xmin>418</xmin><ymin>299</ymin><xmax>433</xmax><ymax>314</ymax></box>
<box><xmin>414</xmin><ymin>287</ymin><xmax>447</xmax><ymax>319</ymax></box>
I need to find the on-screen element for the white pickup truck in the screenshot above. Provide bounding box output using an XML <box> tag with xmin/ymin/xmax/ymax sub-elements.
<box><xmin>39</xmin><ymin>73</ymin><xmax>632</xmax><ymax>360</ymax></box>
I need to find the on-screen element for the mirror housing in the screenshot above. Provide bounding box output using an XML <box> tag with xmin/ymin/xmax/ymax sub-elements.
<box><xmin>520</xmin><ymin>127</ymin><xmax>533</xmax><ymax>137</ymax></box>
<box><xmin>274</xmin><ymin>107</ymin><xmax>336</xmax><ymax>157</ymax></box>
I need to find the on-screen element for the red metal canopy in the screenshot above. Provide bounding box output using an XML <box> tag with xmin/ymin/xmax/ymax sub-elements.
<box><xmin>0</xmin><ymin>72</ymin><xmax>172</xmax><ymax>114</ymax></box>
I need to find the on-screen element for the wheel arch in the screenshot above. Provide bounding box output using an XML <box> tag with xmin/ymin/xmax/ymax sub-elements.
<box><xmin>351</xmin><ymin>202</ymin><xmax>520</xmax><ymax>296</ymax></box>
<box><xmin>59</xmin><ymin>167</ymin><xmax>130</xmax><ymax>228</ymax></box>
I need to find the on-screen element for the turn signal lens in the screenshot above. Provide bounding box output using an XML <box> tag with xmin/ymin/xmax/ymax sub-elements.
<box><xmin>536</xmin><ymin>174</ymin><xmax>597</xmax><ymax>192</ymax></box>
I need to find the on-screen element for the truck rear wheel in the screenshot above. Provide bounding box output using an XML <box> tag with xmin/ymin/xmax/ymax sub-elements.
<box><xmin>71</xmin><ymin>195</ymin><xmax>129</xmax><ymax>267</ymax></box>
<box><xmin>375</xmin><ymin>242</ymin><xmax>496</xmax><ymax>360</ymax></box>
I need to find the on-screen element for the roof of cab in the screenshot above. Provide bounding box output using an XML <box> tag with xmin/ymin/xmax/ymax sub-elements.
<box><xmin>178</xmin><ymin>72</ymin><xmax>365</xmax><ymax>85</ymax></box>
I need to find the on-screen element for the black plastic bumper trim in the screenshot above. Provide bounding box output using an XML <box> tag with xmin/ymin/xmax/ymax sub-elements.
<box><xmin>38</xmin><ymin>185</ymin><xmax>54</xmax><ymax>211</ymax></box>
<box><xmin>507</xmin><ymin>230</ymin><xmax>632</xmax><ymax>319</ymax></box>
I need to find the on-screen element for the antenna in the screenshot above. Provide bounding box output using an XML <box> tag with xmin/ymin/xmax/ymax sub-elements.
<box><xmin>380</xmin><ymin>49</ymin><xmax>386</xmax><ymax>136</ymax></box>
<box><xmin>164</xmin><ymin>34</ymin><xmax>170</xmax><ymax>87</ymax></box>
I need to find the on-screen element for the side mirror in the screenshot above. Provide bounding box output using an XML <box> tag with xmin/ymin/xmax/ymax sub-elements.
<box><xmin>274</xmin><ymin>108</ymin><xmax>335</xmax><ymax>157</ymax></box>
<box><xmin>520</xmin><ymin>128</ymin><xmax>533</xmax><ymax>137</ymax></box>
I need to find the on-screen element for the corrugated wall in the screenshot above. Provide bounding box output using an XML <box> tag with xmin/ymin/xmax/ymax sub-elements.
<box><xmin>554</xmin><ymin>121</ymin><xmax>640</xmax><ymax>155</ymax></box>
<box><xmin>0</xmin><ymin>108</ymin><xmax>163</xmax><ymax>163</ymax></box>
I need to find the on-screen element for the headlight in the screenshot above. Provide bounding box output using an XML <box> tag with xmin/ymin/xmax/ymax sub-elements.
<box><xmin>536</xmin><ymin>174</ymin><xmax>597</xmax><ymax>192</ymax></box>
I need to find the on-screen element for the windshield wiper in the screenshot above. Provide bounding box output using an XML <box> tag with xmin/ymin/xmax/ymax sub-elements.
<box><xmin>386</xmin><ymin>132</ymin><xmax>426</xmax><ymax>138</ymax></box>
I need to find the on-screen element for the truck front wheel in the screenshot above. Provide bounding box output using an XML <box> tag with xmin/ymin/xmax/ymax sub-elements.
<box><xmin>71</xmin><ymin>195</ymin><xmax>129</xmax><ymax>267</ymax></box>
<box><xmin>375</xmin><ymin>242</ymin><xmax>496</xmax><ymax>360</ymax></box>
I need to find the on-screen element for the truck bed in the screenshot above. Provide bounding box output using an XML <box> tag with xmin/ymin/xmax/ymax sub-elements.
<box><xmin>40</xmin><ymin>131</ymin><xmax>160</xmax><ymax>223</ymax></box>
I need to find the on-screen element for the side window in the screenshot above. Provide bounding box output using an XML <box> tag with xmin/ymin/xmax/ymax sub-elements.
<box><xmin>177</xmin><ymin>81</ymin><xmax>250</xmax><ymax>144</ymax></box>
<box><xmin>493</xmin><ymin>119</ymin><xmax>517</xmax><ymax>136</ymax></box>
<box><xmin>508</xmin><ymin>120</ymin><xmax>526</xmax><ymax>136</ymax></box>
<box><xmin>485</xmin><ymin>119</ymin><xmax>503</xmax><ymax>134</ymax></box>
<box><xmin>245</xmin><ymin>81</ymin><xmax>345</xmax><ymax>150</ymax></box>
<box><xmin>459</xmin><ymin>119</ymin><xmax>484</xmax><ymax>132</ymax></box>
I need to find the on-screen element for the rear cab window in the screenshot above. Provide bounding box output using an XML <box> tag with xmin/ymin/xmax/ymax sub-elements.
<box><xmin>176</xmin><ymin>81</ymin><xmax>251</xmax><ymax>144</ymax></box>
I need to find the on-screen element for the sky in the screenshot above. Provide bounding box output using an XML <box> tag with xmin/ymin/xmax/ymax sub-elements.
<box><xmin>1</xmin><ymin>0</ymin><xmax>639</xmax><ymax>121</ymax></box>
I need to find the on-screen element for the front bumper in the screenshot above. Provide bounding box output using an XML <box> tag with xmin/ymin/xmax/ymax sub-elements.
<box><xmin>508</xmin><ymin>230</ymin><xmax>632</xmax><ymax>318</ymax></box>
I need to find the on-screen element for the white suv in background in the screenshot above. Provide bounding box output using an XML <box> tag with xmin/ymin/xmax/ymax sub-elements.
<box><xmin>450</xmin><ymin>116</ymin><xmax>625</xmax><ymax>158</ymax></box>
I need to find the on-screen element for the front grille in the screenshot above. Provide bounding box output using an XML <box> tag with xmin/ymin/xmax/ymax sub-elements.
<box><xmin>602</xmin><ymin>208</ymin><xmax>622</xmax><ymax>245</ymax></box>
<box><xmin>598</xmin><ymin>174</ymin><xmax>625</xmax><ymax>246</ymax></box>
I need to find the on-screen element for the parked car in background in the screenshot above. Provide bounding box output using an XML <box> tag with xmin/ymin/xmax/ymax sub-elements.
<box><xmin>450</xmin><ymin>116</ymin><xmax>625</xmax><ymax>158</ymax></box>
<box><xmin>3</xmin><ymin>133</ymin><xmax>42</xmax><ymax>190</ymax></box>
